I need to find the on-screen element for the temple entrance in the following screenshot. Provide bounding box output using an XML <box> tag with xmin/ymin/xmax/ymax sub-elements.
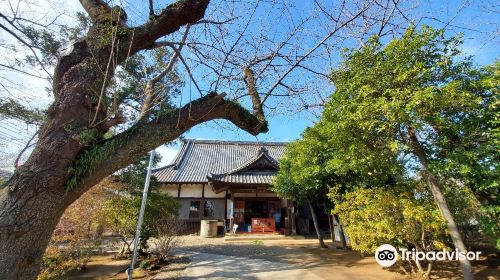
<box><xmin>232</xmin><ymin>198</ymin><xmax>282</xmax><ymax>233</ymax></box>
<box><xmin>244</xmin><ymin>201</ymin><xmax>268</xmax><ymax>224</ymax></box>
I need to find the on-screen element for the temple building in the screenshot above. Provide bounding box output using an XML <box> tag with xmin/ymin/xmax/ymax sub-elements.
<box><xmin>152</xmin><ymin>139</ymin><xmax>295</xmax><ymax>234</ymax></box>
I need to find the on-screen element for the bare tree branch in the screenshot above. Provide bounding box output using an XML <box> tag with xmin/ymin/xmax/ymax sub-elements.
<box><xmin>131</xmin><ymin>0</ymin><xmax>210</xmax><ymax>53</ymax></box>
<box><xmin>262</xmin><ymin>0</ymin><xmax>375</xmax><ymax>104</ymax></box>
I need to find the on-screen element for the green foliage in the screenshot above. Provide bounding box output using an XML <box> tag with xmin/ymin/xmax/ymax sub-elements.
<box><xmin>477</xmin><ymin>205</ymin><xmax>500</xmax><ymax>249</ymax></box>
<box><xmin>66</xmin><ymin>136</ymin><xmax>126</xmax><ymax>190</ymax></box>
<box><xmin>324</xmin><ymin>25</ymin><xmax>498</xmax><ymax>248</ymax></box>
<box><xmin>114</xmin><ymin>154</ymin><xmax>163</xmax><ymax>194</ymax></box>
<box><xmin>19</xmin><ymin>11</ymin><xmax>90</xmax><ymax>75</ymax></box>
<box><xmin>104</xmin><ymin>155</ymin><xmax>179</xmax><ymax>250</ymax></box>
<box><xmin>0</xmin><ymin>98</ymin><xmax>46</xmax><ymax>125</ymax></box>
<box><xmin>251</xmin><ymin>239</ymin><xmax>264</xmax><ymax>245</ymax></box>
<box><xmin>430</xmin><ymin>61</ymin><xmax>499</xmax><ymax>203</ymax></box>
<box><xmin>79</xmin><ymin>128</ymin><xmax>101</xmax><ymax>146</ymax></box>
<box><xmin>273</xmin><ymin>128</ymin><xmax>334</xmax><ymax>205</ymax></box>
<box><xmin>139</xmin><ymin>260</ymin><xmax>151</xmax><ymax>269</ymax></box>
<box><xmin>105</xmin><ymin>191</ymin><xmax>179</xmax><ymax>250</ymax></box>
<box><xmin>334</xmin><ymin>186</ymin><xmax>448</xmax><ymax>254</ymax></box>
<box><xmin>334</xmin><ymin>181</ymin><xmax>480</xmax><ymax>252</ymax></box>
<box><xmin>324</xmin><ymin>25</ymin><xmax>498</xmax><ymax>199</ymax></box>
<box><xmin>276</xmin><ymin>26</ymin><xmax>498</xmax><ymax>251</ymax></box>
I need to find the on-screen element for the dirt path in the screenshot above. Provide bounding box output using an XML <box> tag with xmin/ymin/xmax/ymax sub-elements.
<box><xmin>177</xmin><ymin>236</ymin><xmax>499</xmax><ymax>280</ymax></box>
<box><xmin>178</xmin><ymin>236</ymin><xmax>400</xmax><ymax>280</ymax></box>
<box><xmin>67</xmin><ymin>235</ymin><xmax>499</xmax><ymax>279</ymax></box>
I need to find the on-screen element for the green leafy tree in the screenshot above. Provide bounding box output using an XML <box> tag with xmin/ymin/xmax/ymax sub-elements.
<box><xmin>315</xmin><ymin>26</ymin><xmax>497</xmax><ymax>279</ymax></box>
<box><xmin>273</xmin><ymin>130</ymin><xmax>333</xmax><ymax>248</ymax></box>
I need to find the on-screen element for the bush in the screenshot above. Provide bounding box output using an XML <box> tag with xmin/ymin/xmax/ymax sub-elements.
<box><xmin>139</xmin><ymin>260</ymin><xmax>150</xmax><ymax>269</ymax></box>
<box><xmin>38</xmin><ymin>246</ymin><xmax>68</xmax><ymax>280</ymax></box>
<box><xmin>151</xmin><ymin>218</ymin><xmax>185</xmax><ymax>261</ymax></box>
<box><xmin>333</xmin><ymin>183</ymin><xmax>480</xmax><ymax>278</ymax></box>
<box><xmin>333</xmin><ymin>187</ymin><xmax>447</xmax><ymax>278</ymax></box>
<box><xmin>37</xmin><ymin>241</ymin><xmax>91</xmax><ymax>280</ymax></box>
<box><xmin>105</xmin><ymin>192</ymin><xmax>180</xmax><ymax>254</ymax></box>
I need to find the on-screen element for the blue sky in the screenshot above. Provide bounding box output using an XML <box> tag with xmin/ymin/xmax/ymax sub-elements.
<box><xmin>155</xmin><ymin>0</ymin><xmax>499</xmax><ymax>165</ymax></box>
<box><xmin>0</xmin><ymin>0</ymin><xmax>498</xmax><ymax>168</ymax></box>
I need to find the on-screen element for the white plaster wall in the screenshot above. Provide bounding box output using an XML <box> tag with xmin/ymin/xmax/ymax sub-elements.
<box><xmin>179</xmin><ymin>184</ymin><xmax>203</xmax><ymax>197</ymax></box>
<box><xmin>204</xmin><ymin>186</ymin><xmax>226</xmax><ymax>198</ymax></box>
<box><xmin>161</xmin><ymin>184</ymin><xmax>178</xmax><ymax>197</ymax></box>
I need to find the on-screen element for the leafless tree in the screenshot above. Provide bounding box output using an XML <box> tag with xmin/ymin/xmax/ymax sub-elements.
<box><xmin>0</xmin><ymin>0</ymin><xmax>497</xmax><ymax>278</ymax></box>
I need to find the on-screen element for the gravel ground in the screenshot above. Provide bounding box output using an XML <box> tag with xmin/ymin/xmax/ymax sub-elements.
<box><xmin>151</xmin><ymin>256</ymin><xmax>190</xmax><ymax>280</ymax></box>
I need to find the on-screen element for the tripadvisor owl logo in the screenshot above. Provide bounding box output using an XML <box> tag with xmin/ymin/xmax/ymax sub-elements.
<box><xmin>374</xmin><ymin>244</ymin><xmax>482</xmax><ymax>267</ymax></box>
<box><xmin>375</xmin><ymin>244</ymin><xmax>398</xmax><ymax>267</ymax></box>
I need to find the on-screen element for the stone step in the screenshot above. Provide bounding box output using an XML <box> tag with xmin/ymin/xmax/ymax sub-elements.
<box><xmin>224</xmin><ymin>234</ymin><xmax>305</xmax><ymax>242</ymax></box>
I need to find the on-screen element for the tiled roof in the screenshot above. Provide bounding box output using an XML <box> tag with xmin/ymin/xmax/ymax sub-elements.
<box><xmin>208</xmin><ymin>172</ymin><xmax>276</xmax><ymax>184</ymax></box>
<box><xmin>153</xmin><ymin>139</ymin><xmax>287</xmax><ymax>184</ymax></box>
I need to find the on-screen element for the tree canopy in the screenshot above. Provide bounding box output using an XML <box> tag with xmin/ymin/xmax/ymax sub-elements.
<box><xmin>275</xmin><ymin>26</ymin><xmax>498</xmax><ymax>279</ymax></box>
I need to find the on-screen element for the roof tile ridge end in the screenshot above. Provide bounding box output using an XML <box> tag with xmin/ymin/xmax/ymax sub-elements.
<box><xmin>173</xmin><ymin>140</ymin><xmax>192</xmax><ymax>170</ymax></box>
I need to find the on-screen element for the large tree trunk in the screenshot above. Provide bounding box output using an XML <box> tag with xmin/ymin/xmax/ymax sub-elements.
<box><xmin>307</xmin><ymin>200</ymin><xmax>327</xmax><ymax>248</ymax></box>
<box><xmin>0</xmin><ymin>1</ymin><xmax>269</xmax><ymax>278</ymax></box>
<box><xmin>408</xmin><ymin>127</ymin><xmax>474</xmax><ymax>280</ymax></box>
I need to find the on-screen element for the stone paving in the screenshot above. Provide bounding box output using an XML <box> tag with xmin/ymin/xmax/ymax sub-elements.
<box><xmin>179</xmin><ymin>250</ymin><xmax>323</xmax><ymax>280</ymax></box>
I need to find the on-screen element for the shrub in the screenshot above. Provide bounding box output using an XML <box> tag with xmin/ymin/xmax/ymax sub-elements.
<box><xmin>151</xmin><ymin>218</ymin><xmax>185</xmax><ymax>261</ymax></box>
<box><xmin>139</xmin><ymin>260</ymin><xmax>150</xmax><ymax>269</ymax></box>
<box><xmin>333</xmin><ymin>187</ymin><xmax>447</xmax><ymax>278</ymax></box>
<box><xmin>37</xmin><ymin>241</ymin><xmax>91</xmax><ymax>280</ymax></box>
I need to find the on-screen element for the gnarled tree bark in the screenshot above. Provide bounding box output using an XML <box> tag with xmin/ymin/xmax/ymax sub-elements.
<box><xmin>0</xmin><ymin>1</ymin><xmax>268</xmax><ymax>279</ymax></box>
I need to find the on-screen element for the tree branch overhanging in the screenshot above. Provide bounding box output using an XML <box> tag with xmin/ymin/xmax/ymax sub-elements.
<box><xmin>131</xmin><ymin>0</ymin><xmax>210</xmax><ymax>53</ymax></box>
<box><xmin>73</xmin><ymin>92</ymin><xmax>268</xmax><ymax>193</ymax></box>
